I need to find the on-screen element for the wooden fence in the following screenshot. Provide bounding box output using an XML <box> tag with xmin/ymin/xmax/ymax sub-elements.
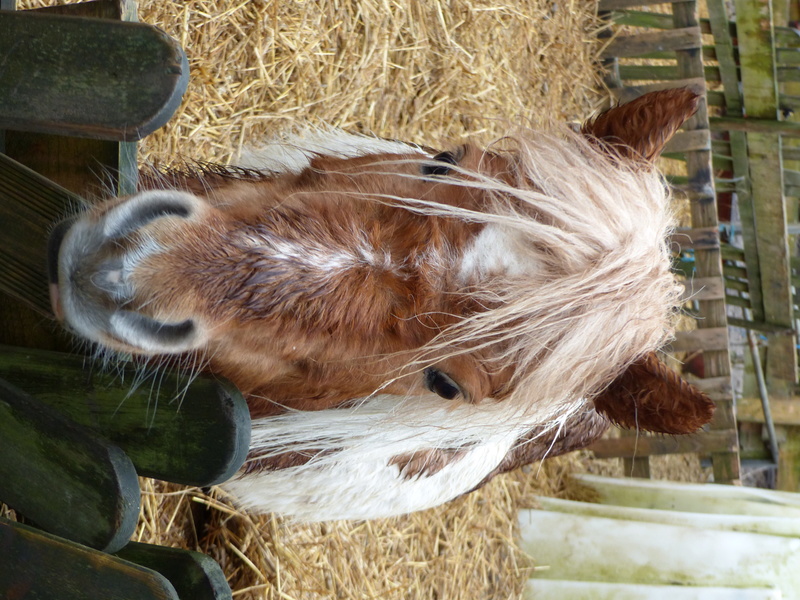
<box><xmin>590</xmin><ymin>0</ymin><xmax>742</xmax><ymax>484</ymax></box>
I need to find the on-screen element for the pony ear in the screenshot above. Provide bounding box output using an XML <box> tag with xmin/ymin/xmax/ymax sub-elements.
<box><xmin>581</xmin><ymin>88</ymin><xmax>701</xmax><ymax>162</ymax></box>
<box><xmin>592</xmin><ymin>351</ymin><xmax>715</xmax><ymax>435</ymax></box>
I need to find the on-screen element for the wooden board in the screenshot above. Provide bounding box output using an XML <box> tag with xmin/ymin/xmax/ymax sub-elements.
<box><xmin>601</xmin><ymin>27</ymin><xmax>702</xmax><ymax>58</ymax></box>
<box><xmin>0</xmin><ymin>517</ymin><xmax>178</xmax><ymax>600</ymax></box>
<box><xmin>0</xmin><ymin>0</ymin><xmax>140</xmax><ymax>353</ymax></box>
<box><xmin>116</xmin><ymin>543</ymin><xmax>232</xmax><ymax>600</ymax></box>
<box><xmin>0</xmin><ymin>345</ymin><xmax>251</xmax><ymax>486</ymax></box>
<box><xmin>0</xmin><ymin>10</ymin><xmax>188</xmax><ymax>141</ymax></box>
<box><xmin>0</xmin><ymin>378</ymin><xmax>139</xmax><ymax>553</ymax></box>
<box><xmin>589</xmin><ymin>430</ymin><xmax>737</xmax><ymax>459</ymax></box>
<box><xmin>0</xmin><ymin>152</ymin><xmax>85</xmax><ymax>318</ymax></box>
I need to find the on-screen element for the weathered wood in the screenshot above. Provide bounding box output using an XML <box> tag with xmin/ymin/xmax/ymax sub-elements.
<box><xmin>0</xmin><ymin>152</ymin><xmax>85</xmax><ymax>318</ymax></box>
<box><xmin>612</xmin><ymin>78</ymin><xmax>707</xmax><ymax>104</ymax></box>
<box><xmin>599</xmin><ymin>0</ymin><xmax>689</xmax><ymax>9</ymax></box>
<box><xmin>608</xmin><ymin>9</ymin><xmax>675</xmax><ymax>30</ymax></box>
<box><xmin>688</xmin><ymin>375</ymin><xmax>732</xmax><ymax>398</ymax></box>
<box><xmin>31</xmin><ymin>0</ymin><xmax>137</xmax><ymax>20</ymax></box>
<box><xmin>589</xmin><ymin>430</ymin><xmax>738</xmax><ymax>459</ymax></box>
<box><xmin>670</xmin><ymin>227</ymin><xmax>720</xmax><ymax>251</ymax></box>
<box><xmin>778</xmin><ymin>425</ymin><xmax>800</xmax><ymax>491</ymax></box>
<box><xmin>673</xmin><ymin>0</ymin><xmax>739</xmax><ymax>484</ymax></box>
<box><xmin>0</xmin><ymin>345</ymin><xmax>251</xmax><ymax>486</ymax></box>
<box><xmin>738</xmin><ymin>397</ymin><xmax>800</xmax><ymax>426</ymax></box>
<box><xmin>734</xmin><ymin>0</ymin><xmax>796</xmax><ymax>403</ymax></box>
<box><xmin>671</xmin><ymin>328</ymin><xmax>730</xmax><ymax>353</ymax></box>
<box><xmin>0</xmin><ymin>0</ymin><xmax>140</xmax><ymax>352</ymax></box>
<box><xmin>681</xmin><ymin>276</ymin><xmax>725</xmax><ymax>301</ymax></box>
<box><xmin>663</xmin><ymin>129</ymin><xmax>711</xmax><ymax>154</ymax></box>
<box><xmin>775</xmin><ymin>25</ymin><xmax>800</xmax><ymax>46</ymax></box>
<box><xmin>116</xmin><ymin>543</ymin><xmax>232</xmax><ymax>600</ymax></box>
<box><xmin>0</xmin><ymin>378</ymin><xmax>139</xmax><ymax>553</ymax></box>
<box><xmin>0</xmin><ymin>10</ymin><xmax>188</xmax><ymax>141</ymax></box>
<box><xmin>706</xmin><ymin>0</ymin><xmax>744</xmax><ymax>115</ymax></box>
<box><xmin>709</xmin><ymin>116</ymin><xmax>800</xmax><ymax>136</ymax></box>
<box><xmin>601</xmin><ymin>27</ymin><xmax>702</xmax><ymax>58</ymax></box>
<box><xmin>726</xmin><ymin>317</ymin><xmax>796</xmax><ymax>334</ymax></box>
<box><xmin>618</xmin><ymin>64</ymin><xmax>722</xmax><ymax>82</ymax></box>
<box><xmin>777</xmin><ymin>47</ymin><xmax>800</xmax><ymax>65</ymax></box>
<box><xmin>0</xmin><ymin>518</ymin><xmax>179</xmax><ymax>600</ymax></box>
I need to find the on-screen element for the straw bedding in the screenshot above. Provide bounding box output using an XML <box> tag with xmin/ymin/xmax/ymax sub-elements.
<box><xmin>11</xmin><ymin>0</ymin><xmax>706</xmax><ymax>598</ymax></box>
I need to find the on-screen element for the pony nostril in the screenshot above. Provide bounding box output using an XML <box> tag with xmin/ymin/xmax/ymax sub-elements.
<box><xmin>110</xmin><ymin>311</ymin><xmax>198</xmax><ymax>353</ymax></box>
<box><xmin>102</xmin><ymin>191</ymin><xmax>198</xmax><ymax>240</ymax></box>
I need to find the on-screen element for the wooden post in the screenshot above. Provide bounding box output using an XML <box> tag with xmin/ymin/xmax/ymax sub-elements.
<box><xmin>735</xmin><ymin>0</ymin><xmax>798</xmax><ymax>395</ymax></box>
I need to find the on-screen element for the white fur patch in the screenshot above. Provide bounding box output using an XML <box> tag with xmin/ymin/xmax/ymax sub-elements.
<box><xmin>457</xmin><ymin>224</ymin><xmax>533</xmax><ymax>283</ymax></box>
<box><xmin>237</xmin><ymin>128</ymin><xmax>428</xmax><ymax>174</ymax></box>
<box><xmin>221</xmin><ymin>394</ymin><xmax>574</xmax><ymax>521</ymax></box>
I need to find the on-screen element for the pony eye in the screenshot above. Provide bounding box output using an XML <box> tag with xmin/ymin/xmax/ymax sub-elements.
<box><xmin>421</xmin><ymin>150</ymin><xmax>461</xmax><ymax>177</ymax></box>
<box><xmin>423</xmin><ymin>367</ymin><xmax>462</xmax><ymax>400</ymax></box>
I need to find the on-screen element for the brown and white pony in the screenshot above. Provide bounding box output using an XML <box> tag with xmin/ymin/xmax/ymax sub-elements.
<box><xmin>49</xmin><ymin>89</ymin><xmax>714</xmax><ymax>520</ymax></box>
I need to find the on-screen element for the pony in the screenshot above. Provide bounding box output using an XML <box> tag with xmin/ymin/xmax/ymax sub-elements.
<box><xmin>49</xmin><ymin>89</ymin><xmax>714</xmax><ymax>520</ymax></box>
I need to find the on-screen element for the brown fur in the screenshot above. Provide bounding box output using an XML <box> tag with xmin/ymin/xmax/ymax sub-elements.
<box><xmin>54</xmin><ymin>90</ymin><xmax>714</xmax><ymax>500</ymax></box>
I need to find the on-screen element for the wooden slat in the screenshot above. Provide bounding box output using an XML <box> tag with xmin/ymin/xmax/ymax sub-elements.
<box><xmin>0</xmin><ymin>0</ymin><xmax>140</xmax><ymax>353</ymax></box>
<box><xmin>599</xmin><ymin>0</ymin><xmax>689</xmax><ymax>9</ymax></box>
<box><xmin>0</xmin><ymin>153</ymin><xmax>84</xmax><ymax>317</ymax></box>
<box><xmin>601</xmin><ymin>26</ymin><xmax>702</xmax><ymax>58</ymax></box>
<box><xmin>611</xmin><ymin>78</ymin><xmax>707</xmax><ymax>104</ymax></box>
<box><xmin>618</xmin><ymin>64</ymin><xmax>722</xmax><ymax>82</ymax></box>
<box><xmin>0</xmin><ymin>378</ymin><xmax>139</xmax><ymax>553</ymax></box>
<box><xmin>672</xmin><ymin>328</ymin><xmax>730</xmax><ymax>353</ymax></box>
<box><xmin>681</xmin><ymin>276</ymin><xmax>725</xmax><ymax>301</ymax></box>
<box><xmin>663</xmin><ymin>129</ymin><xmax>711</xmax><ymax>153</ymax></box>
<box><xmin>0</xmin><ymin>10</ymin><xmax>188</xmax><ymax>141</ymax></box>
<box><xmin>735</xmin><ymin>0</ymin><xmax>797</xmax><ymax>394</ymax></box>
<box><xmin>689</xmin><ymin>375</ymin><xmax>732</xmax><ymax>398</ymax></box>
<box><xmin>706</xmin><ymin>0</ymin><xmax>761</xmax><ymax>327</ymax></box>
<box><xmin>115</xmin><ymin>543</ymin><xmax>232</xmax><ymax>600</ymax></box>
<box><xmin>589</xmin><ymin>429</ymin><xmax>738</xmax><ymax>458</ymax></box>
<box><xmin>670</xmin><ymin>227</ymin><xmax>720</xmax><ymax>251</ymax></box>
<box><xmin>0</xmin><ymin>345</ymin><xmax>251</xmax><ymax>487</ymax></box>
<box><xmin>0</xmin><ymin>518</ymin><xmax>178</xmax><ymax>600</ymax></box>
<box><xmin>709</xmin><ymin>116</ymin><xmax>800</xmax><ymax>135</ymax></box>
<box><xmin>738</xmin><ymin>397</ymin><xmax>800</xmax><ymax>426</ymax></box>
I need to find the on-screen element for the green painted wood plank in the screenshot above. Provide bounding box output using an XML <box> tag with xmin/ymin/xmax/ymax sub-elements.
<box><xmin>784</xmin><ymin>145</ymin><xmax>800</xmax><ymax>161</ymax></box>
<box><xmin>0</xmin><ymin>518</ymin><xmax>179</xmax><ymax>600</ymax></box>
<box><xmin>709</xmin><ymin>116</ymin><xmax>800</xmax><ymax>135</ymax></box>
<box><xmin>116</xmin><ymin>543</ymin><xmax>232</xmax><ymax>600</ymax></box>
<box><xmin>599</xmin><ymin>0</ymin><xmax>689</xmax><ymax>8</ymax></box>
<box><xmin>775</xmin><ymin>26</ymin><xmax>800</xmax><ymax>45</ymax></box>
<box><xmin>664</xmin><ymin>129</ymin><xmax>711</xmax><ymax>153</ymax></box>
<box><xmin>0</xmin><ymin>10</ymin><xmax>188</xmax><ymax>141</ymax></box>
<box><xmin>632</xmin><ymin>46</ymin><xmax>718</xmax><ymax>61</ymax></box>
<box><xmin>734</xmin><ymin>0</ymin><xmax>797</xmax><ymax>394</ymax></box>
<box><xmin>0</xmin><ymin>378</ymin><xmax>139</xmax><ymax>553</ymax></box>
<box><xmin>777</xmin><ymin>47</ymin><xmax>800</xmax><ymax>64</ymax></box>
<box><xmin>601</xmin><ymin>26</ymin><xmax>702</xmax><ymax>58</ymax></box>
<box><xmin>672</xmin><ymin>328</ymin><xmax>730</xmax><ymax>353</ymax></box>
<box><xmin>618</xmin><ymin>64</ymin><xmax>722</xmax><ymax>82</ymax></box>
<box><xmin>673</xmin><ymin>0</ymin><xmax>739</xmax><ymax>484</ymax></box>
<box><xmin>590</xmin><ymin>430</ymin><xmax>738</xmax><ymax>458</ymax></box>
<box><xmin>608</xmin><ymin>10</ymin><xmax>675</xmax><ymax>29</ymax></box>
<box><xmin>0</xmin><ymin>345</ymin><xmax>251</xmax><ymax>486</ymax></box>
<box><xmin>706</xmin><ymin>0</ymin><xmax>744</xmax><ymax>114</ymax></box>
